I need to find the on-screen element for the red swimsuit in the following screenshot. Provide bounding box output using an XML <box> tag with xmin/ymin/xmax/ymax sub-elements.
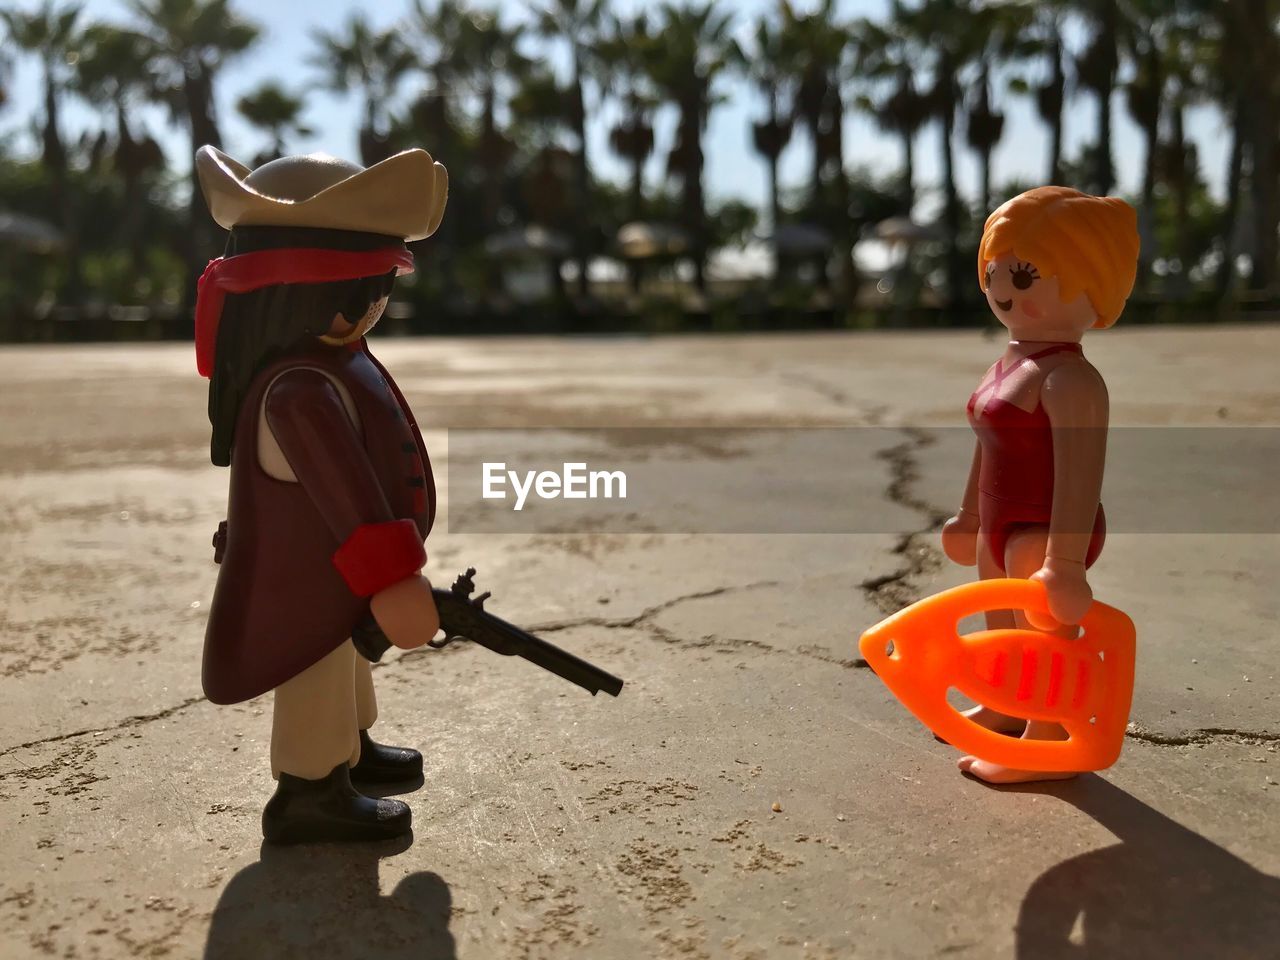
<box><xmin>966</xmin><ymin>342</ymin><xmax>1106</xmax><ymax>572</ymax></box>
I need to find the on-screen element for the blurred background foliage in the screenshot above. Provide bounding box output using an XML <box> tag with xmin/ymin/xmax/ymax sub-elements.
<box><xmin>0</xmin><ymin>0</ymin><xmax>1278</xmax><ymax>341</ymax></box>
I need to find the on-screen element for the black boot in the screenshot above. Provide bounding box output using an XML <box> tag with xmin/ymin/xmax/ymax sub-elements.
<box><xmin>262</xmin><ymin>762</ymin><xmax>411</xmax><ymax>845</ymax></box>
<box><xmin>350</xmin><ymin>729</ymin><xmax>424</xmax><ymax>785</ymax></box>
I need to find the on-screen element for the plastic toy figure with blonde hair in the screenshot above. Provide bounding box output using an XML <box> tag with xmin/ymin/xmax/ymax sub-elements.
<box><xmin>939</xmin><ymin>186</ymin><xmax>1140</xmax><ymax>784</ymax></box>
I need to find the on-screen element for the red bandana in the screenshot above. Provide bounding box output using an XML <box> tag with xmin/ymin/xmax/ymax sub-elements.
<box><xmin>194</xmin><ymin>246</ymin><xmax>415</xmax><ymax>377</ymax></box>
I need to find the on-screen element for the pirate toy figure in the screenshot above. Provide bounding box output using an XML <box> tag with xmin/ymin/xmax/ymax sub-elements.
<box><xmin>195</xmin><ymin>145</ymin><xmax>448</xmax><ymax>844</ymax></box>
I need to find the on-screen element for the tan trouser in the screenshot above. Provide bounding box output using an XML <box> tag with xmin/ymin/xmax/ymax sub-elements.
<box><xmin>271</xmin><ymin>640</ymin><xmax>379</xmax><ymax>780</ymax></box>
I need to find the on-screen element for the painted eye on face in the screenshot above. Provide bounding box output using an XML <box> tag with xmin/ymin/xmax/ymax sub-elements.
<box><xmin>1010</xmin><ymin>261</ymin><xmax>1041</xmax><ymax>290</ymax></box>
<box><xmin>984</xmin><ymin>264</ymin><xmax>995</xmax><ymax>290</ymax></box>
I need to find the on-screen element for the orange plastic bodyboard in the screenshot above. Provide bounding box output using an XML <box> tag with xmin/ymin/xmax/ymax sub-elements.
<box><xmin>859</xmin><ymin>579</ymin><xmax>1136</xmax><ymax>772</ymax></box>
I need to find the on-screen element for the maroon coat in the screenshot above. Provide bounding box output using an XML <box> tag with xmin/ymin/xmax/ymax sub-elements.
<box><xmin>203</xmin><ymin>339</ymin><xmax>435</xmax><ymax>705</ymax></box>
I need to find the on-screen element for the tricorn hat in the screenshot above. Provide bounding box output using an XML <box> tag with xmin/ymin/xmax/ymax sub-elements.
<box><xmin>195</xmin><ymin>146</ymin><xmax>448</xmax><ymax>242</ymax></box>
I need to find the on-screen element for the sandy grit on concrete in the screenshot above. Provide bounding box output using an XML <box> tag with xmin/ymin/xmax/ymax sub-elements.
<box><xmin>0</xmin><ymin>327</ymin><xmax>1276</xmax><ymax>959</ymax></box>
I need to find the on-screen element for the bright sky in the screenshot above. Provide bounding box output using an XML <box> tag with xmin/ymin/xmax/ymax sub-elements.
<box><xmin>2</xmin><ymin>0</ymin><xmax>1233</xmax><ymax>222</ymax></box>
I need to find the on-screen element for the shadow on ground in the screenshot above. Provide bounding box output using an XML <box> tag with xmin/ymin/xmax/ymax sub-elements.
<box><xmin>204</xmin><ymin>835</ymin><xmax>456</xmax><ymax>960</ymax></box>
<box><xmin>1013</xmin><ymin>775</ymin><xmax>1280</xmax><ymax>959</ymax></box>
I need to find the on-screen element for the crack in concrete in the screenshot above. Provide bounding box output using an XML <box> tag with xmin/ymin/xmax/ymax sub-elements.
<box><xmin>0</xmin><ymin>583</ymin><xmax>776</xmax><ymax>759</ymax></box>
<box><xmin>1125</xmin><ymin>723</ymin><xmax>1280</xmax><ymax>747</ymax></box>
<box><xmin>859</xmin><ymin>427</ymin><xmax>949</xmax><ymax>618</ymax></box>
<box><xmin>533</xmin><ymin>580</ymin><xmax>872</xmax><ymax>671</ymax></box>
<box><xmin>531</xmin><ymin>581</ymin><xmax>780</xmax><ymax>635</ymax></box>
<box><xmin>672</xmin><ymin>632</ymin><xmax>869</xmax><ymax>670</ymax></box>
<box><xmin>0</xmin><ymin>696</ymin><xmax>206</xmax><ymax>760</ymax></box>
<box><xmin>776</xmin><ymin>371</ymin><xmax>857</xmax><ymax>411</ymax></box>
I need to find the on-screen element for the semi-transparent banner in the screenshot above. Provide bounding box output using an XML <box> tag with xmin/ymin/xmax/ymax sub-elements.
<box><xmin>443</xmin><ymin>427</ymin><xmax>1280</xmax><ymax>534</ymax></box>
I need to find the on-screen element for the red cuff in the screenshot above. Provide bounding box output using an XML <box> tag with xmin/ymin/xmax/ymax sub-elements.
<box><xmin>331</xmin><ymin>520</ymin><xmax>426</xmax><ymax>597</ymax></box>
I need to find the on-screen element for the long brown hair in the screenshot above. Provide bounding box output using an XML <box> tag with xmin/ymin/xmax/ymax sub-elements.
<box><xmin>207</xmin><ymin>225</ymin><xmax>402</xmax><ymax>466</ymax></box>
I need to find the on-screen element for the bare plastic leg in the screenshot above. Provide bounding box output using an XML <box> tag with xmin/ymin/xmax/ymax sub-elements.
<box><xmin>958</xmin><ymin>525</ymin><xmax>1079</xmax><ymax>784</ymax></box>
<box><xmin>954</xmin><ymin>531</ymin><xmax>1028</xmax><ymax>737</ymax></box>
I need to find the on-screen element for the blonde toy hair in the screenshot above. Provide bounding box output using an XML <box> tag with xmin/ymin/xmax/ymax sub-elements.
<box><xmin>978</xmin><ymin>186</ymin><xmax>1140</xmax><ymax>328</ymax></box>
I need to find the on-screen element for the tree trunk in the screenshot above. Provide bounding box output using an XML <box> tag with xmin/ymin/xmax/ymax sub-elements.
<box><xmin>1097</xmin><ymin>87</ymin><xmax>1115</xmax><ymax>195</ymax></box>
<box><xmin>811</xmin><ymin>113</ymin><xmax>826</xmax><ymax>221</ymax></box>
<box><xmin>767</xmin><ymin>152</ymin><xmax>781</xmax><ymax>239</ymax></box>
<box><xmin>1242</xmin><ymin>6</ymin><xmax>1280</xmax><ymax>293</ymax></box>
<box><xmin>116</xmin><ymin>103</ymin><xmax>148</xmax><ymax>291</ymax></box>
<box><xmin>1213</xmin><ymin>100</ymin><xmax>1245</xmax><ymax>304</ymax></box>
<box><xmin>939</xmin><ymin>63</ymin><xmax>963</xmax><ymax>316</ymax></box>
<box><xmin>1243</xmin><ymin>107</ymin><xmax>1279</xmax><ymax>293</ymax></box>
<box><xmin>359</xmin><ymin>96</ymin><xmax>379</xmax><ymax>166</ymax></box>
<box><xmin>1169</xmin><ymin>102</ymin><xmax>1192</xmax><ymax>297</ymax></box>
<box><xmin>626</xmin><ymin>95</ymin><xmax>646</xmax><ymax>225</ymax></box>
<box><xmin>831</xmin><ymin>84</ymin><xmax>854</xmax><ymax>309</ymax></box>
<box><xmin>1137</xmin><ymin>116</ymin><xmax>1160</xmax><ymax>292</ymax></box>
<box><xmin>481</xmin><ymin>84</ymin><xmax>502</xmax><ymax>232</ymax></box>
<box><xmin>571</xmin><ymin>51</ymin><xmax>591</xmax><ymax>298</ymax></box>
<box><xmin>687</xmin><ymin>92</ymin><xmax>707</xmax><ymax>294</ymax></box>
<box><xmin>183</xmin><ymin>67</ymin><xmax>224</xmax><ymax>313</ymax></box>
<box><xmin>979</xmin><ymin>148</ymin><xmax>992</xmax><ymax>218</ymax></box>
<box><xmin>1047</xmin><ymin>31</ymin><xmax>1064</xmax><ymax>184</ymax></box>
<box><xmin>767</xmin><ymin>87</ymin><xmax>783</xmax><ymax>235</ymax></box>
<box><xmin>901</xmin><ymin>131</ymin><xmax>915</xmax><ymax>213</ymax></box>
<box><xmin>1095</xmin><ymin>8</ymin><xmax>1118</xmax><ymax>195</ymax></box>
<box><xmin>42</xmin><ymin>61</ymin><xmax>81</xmax><ymax>304</ymax></box>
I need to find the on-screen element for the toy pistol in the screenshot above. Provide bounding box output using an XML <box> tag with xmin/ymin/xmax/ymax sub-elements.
<box><xmin>352</xmin><ymin>567</ymin><xmax>625</xmax><ymax>698</ymax></box>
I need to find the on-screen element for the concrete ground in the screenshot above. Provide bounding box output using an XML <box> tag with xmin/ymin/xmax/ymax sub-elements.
<box><xmin>0</xmin><ymin>325</ymin><xmax>1276</xmax><ymax>959</ymax></box>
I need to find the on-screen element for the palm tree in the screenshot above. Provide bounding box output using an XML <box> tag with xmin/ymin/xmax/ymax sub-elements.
<box><xmin>644</xmin><ymin>1</ymin><xmax>739</xmax><ymax>293</ymax></box>
<box><xmin>962</xmin><ymin>4</ymin><xmax>1022</xmax><ymax>214</ymax></box>
<box><xmin>1158</xmin><ymin>3</ymin><xmax>1214</xmax><ymax>297</ymax></box>
<box><xmin>127</xmin><ymin>0</ymin><xmax>259</xmax><ymax>304</ymax></box>
<box><xmin>529</xmin><ymin>0</ymin><xmax>606</xmax><ymax>297</ymax></box>
<box><xmin>507</xmin><ymin>67</ymin><xmax>575</xmax><ymax>299</ymax></box>
<box><xmin>1000</xmin><ymin>0</ymin><xmax>1070</xmax><ymax>185</ymax></box>
<box><xmin>1073</xmin><ymin>0</ymin><xmax>1124</xmax><ymax>195</ymax></box>
<box><xmin>593</xmin><ymin>12</ymin><xmax>657</xmax><ymax>293</ymax></box>
<box><xmin>402</xmin><ymin>0</ymin><xmax>471</xmax><ymax>299</ymax></box>
<box><xmin>965</xmin><ymin>63</ymin><xmax>1005</xmax><ymax>215</ymax></box>
<box><xmin>744</xmin><ymin>16</ymin><xmax>793</xmax><ymax>239</ymax></box>
<box><xmin>850</xmin><ymin>14</ymin><xmax>927</xmax><ymax>213</ymax></box>
<box><xmin>2</xmin><ymin>1</ymin><xmax>84</xmax><ymax>299</ymax></box>
<box><xmin>892</xmin><ymin>0</ymin><xmax>990</xmax><ymax>313</ymax></box>
<box><xmin>450</xmin><ymin>9</ymin><xmax>529</xmax><ymax>236</ymax></box>
<box><xmin>309</xmin><ymin>15</ymin><xmax>414</xmax><ymax>167</ymax></box>
<box><xmin>236</xmin><ymin>82</ymin><xmax>312</xmax><ymax>164</ymax></box>
<box><xmin>509</xmin><ymin>68</ymin><xmax>573</xmax><ymax>223</ymax></box>
<box><xmin>596</xmin><ymin>11</ymin><xmax>657</xmax><ymax>228</ymax></box>
<box><xmin>0</xmin><ymin>43</ymin><xmax>12</xmax><ymax>113</ymax></box>
<box><xmin>1224</xmin><ymin>0</ymin><xmax>1280</xmax><ymax>294</ymax></box>
<box><xmin>779</xmin><ymin>0</ymin><xmax>852</xmax><ymax>298</ymax></box>
<box><xmin>1206</xmin><ymin>0</ymin><xmax>1251</xmax><ymax>300</ymax></box>
<box><xmin>74</xmin><ymin>23</ymin><xmax>165</xmax><ymax>288</ymax></box>
<box><xmin>1122</xmin><ymin>0</ymin><xmax>1166</xmax><ymax>288</ymax></box>
<box><xmin>780</xmin><ymin>0</ymin><xmax>847</xmax><ymax>225</ymax></box>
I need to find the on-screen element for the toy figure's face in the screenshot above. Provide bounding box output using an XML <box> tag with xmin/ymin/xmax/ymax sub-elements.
<box><xmin>319</xmin><ymin>294</ymin><xmax>390</xmax><ymax>346</ymax></box>
<box><xmin>982</xmin><ymin>252</ymin><xmax>1098</xmax><ymax>341</ymax></box>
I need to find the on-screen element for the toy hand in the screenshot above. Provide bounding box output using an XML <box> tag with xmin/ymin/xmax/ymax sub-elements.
<box><xmin>370</xmin><ymin>574</ymin><xmax>440</xmax><ymax>649</ymax></box>
<box><xmin>941</xmin><ymin>511</ymin><xmax>980</xmax><ymax>567</ymax></box>
<box><xmin>1028</xmin><ymin>559</ymin><xmax>1093</xmax><ymax>630</ymax></box>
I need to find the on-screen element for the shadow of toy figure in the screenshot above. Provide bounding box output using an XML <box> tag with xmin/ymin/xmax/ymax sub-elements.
<box><xmin>1012</xmin><ymin>775</ymin><xmax>1280</xmax><ymax>959</ymax></box>
<box><xmin>204</xmin><ymin>839</ymin><xmax>457</xmax><ymax>960</ymax></box>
